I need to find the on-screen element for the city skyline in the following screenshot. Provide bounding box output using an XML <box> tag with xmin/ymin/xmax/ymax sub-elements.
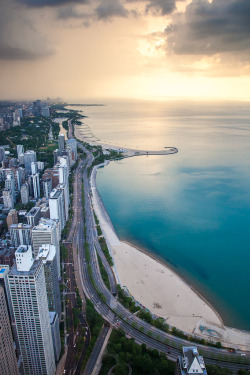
<box><xmin>1</xmin><ymin>0</ymin><xmax>250</xmax><ymax>101</ymax></box>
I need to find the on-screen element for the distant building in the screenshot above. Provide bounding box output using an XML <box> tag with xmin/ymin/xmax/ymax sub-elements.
<box><xmin>66</xmin><ymin>139</ymin><xmax>77</xmax><ymax>163</ymax></box>
<box><xmin>0</xmin><ymin>286</ymin><xmax>19</xmax><ymax>375</ymax></box>
<box><xmin>5</xmin><ymin>173</ymin><xmax>15</xmax><ymax>204</ymax></box>
<box><xmin>0</xmin><ymin>247</ymin><xmax>15</xmax><ymax>267</ymax></box>
<box><xmin>31</xmin><ymin>173</ymin><xmax>40</xmax><ymax>199</ymax></box>
<box><xmin>43</xmin><ymin>167</ymin><xmax>59</xmax><ymax>189</ymax></box>
<box><xmin>3</xmin><ymin>189</ymin><xmax>14</xmax><ymax>209</ymax></box>
<box><xmin>17</xmin><ymin>145</ymin><xmax>24</xmax><ymax>160</ymax></box>
<box><xmin>10</xmin><ymin>223</ymin><xmax>33</xmax><ymax>248</ymax></box>
<box><xmin>37</xmin><ymin>161</ymin><xmax>44</xmax><ymax>171</ymax></box>
<box><xmin>6</xmin><ymin>209</ymin><xmax>18</xmax><ymax>230</ymax></box>
<box><xmin>43</xmin><ymin>178</ymin><xmax>52</xmax><ymax>199</ymax></box>
<box><xmin>21</xmin><ymin>182</ymin><xmax>29</xmax><ymax>204</ymax></box>
<box><xmin>31</xmin><ymin>161</ymin><xmax>38</xmax><ymax>175</ymax></box>
<box><xmin>42</xmin><ymin>106</ymin><xmax>51</xmax><ymax>117</ymax></box>
<box><xmin>175</xmin><ymin>347</ymin><xmax>207</xmax><ymax>375</ymax></box>
<box><xmin>26</xmin><ymin>206</ymin><xmax>41</xmax><ymax>226</ymax></box>
<box><xmin>49</xmin><ymin>188</ymin><xmax>66</xmax><ymax>235</ymax></box>
<box><xmin>58</xmin><ymin>134</ymin><xmax>65</xmax><ymax>156</ymax></box>
<box><xmin>18</xmin><ymin>153</ymin><xmax>24</xmax><ymax>165</ymax></box>
<box><xmin>0</xmin><ymin>146</ymin><xmax>5</xmax><ymax>162</ymax></box>
<box><xmin>24</xmin><ymin>150</ymin><xmax>37</xmax><ymax>173</ymax></box>
<box><xmin>49</xmin><ymin>312</ymin><xmax>61</xmax><ymax>362</ymax></box>
<box><xmin>53</xmin><ymin>149</ymin><xmax>59</xmax><ymax>165</ymax></box>
<box><xmin>8</xmin><ymin>246</ymin><xmax>56</xmax><ymax>375</ymax></box>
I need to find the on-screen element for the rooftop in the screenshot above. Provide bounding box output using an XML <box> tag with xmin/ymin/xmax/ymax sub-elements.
<box><xmin>27</xmin><ymin>207</ymin><xmax>40</xmax><ymax>217</ymax></box>
<box><xmin>9</xmin><ymin>259</ymin><xmax>41</xmax><ymax>277</ymax></box>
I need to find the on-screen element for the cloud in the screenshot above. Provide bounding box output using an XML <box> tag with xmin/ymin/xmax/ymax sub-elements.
<box><xmin>16</xmin><ymin>0</ymin><xmax>89</xmax><ymax>7</ymax></box>
<box><xmin>165</xmin><ymin>0</ymin><xmax>250</xmax><ymax>56</ymax></box>
<box><xmin>146</xmin><ymin>0</ymin><xmax>177</xmax><ymax>16</ymax></box>
<box><xmin>57</xmin><ymin>6</ymin><xmax>89</xmax><ymax>19</ymax></box>
<box><xmin>0</xmin><ymin>1</ymin><xmax>54</xmax><ymax>60</ymax></box>
<box><xmin>95</xmin><ymin>0</ymin><xmax>129</xmax><ymax>20</ymax></box>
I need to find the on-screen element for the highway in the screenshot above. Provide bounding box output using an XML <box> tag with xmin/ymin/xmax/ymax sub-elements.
<box><xmin>71</xmin><ymin>140</ymin><xmax>250</xmax><ymax>372</ymax></box>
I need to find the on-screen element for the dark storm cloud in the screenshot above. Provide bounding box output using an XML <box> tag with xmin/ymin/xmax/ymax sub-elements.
<box><xmin>165</xmin><ymin>0</ymin><xmax>250</xmax><ymax>55</ymax></box>
<box><xmin>95</xmin><ymin>0</ymin><xmax>129</xmax><ymax>20</ymax></box>
<box><xmin>0</xmin><ymin>1</ymin><xmax>54</xmax><ymax>60</ymax></box>
<box><xmin>146</xmin><ymin>0</ymin><xmax>176</xmax><ymax>16</ymax></box>
<box><xmin>57</xmin><ymin>6</ymin><xmax>89</xmax><ymax>19</ymax></box>
<box><xmin>16</xmin><ymin>0</ymin><xmax>89</xmax><ymax>7</ymax></box>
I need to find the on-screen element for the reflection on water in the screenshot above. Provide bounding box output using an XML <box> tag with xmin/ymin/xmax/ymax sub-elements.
<box><xmin>77</xmin><ymin>99</ymin><xmax>250</xmax><ymax>330</ymax></box>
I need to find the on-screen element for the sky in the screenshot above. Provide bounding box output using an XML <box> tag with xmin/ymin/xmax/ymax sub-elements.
<box><xmin>1</xmin><ymin>0</ymin><xmax>250</xmax><ymax>101</ymax></box>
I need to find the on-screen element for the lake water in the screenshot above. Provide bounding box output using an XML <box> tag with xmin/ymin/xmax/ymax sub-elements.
<box><xmin>76</xmin><ymin>99</ymin><xmax>250</xmax><ymax>330</ymax></box>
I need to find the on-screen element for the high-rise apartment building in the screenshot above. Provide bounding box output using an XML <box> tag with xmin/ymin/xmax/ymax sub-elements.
<box><xmin>0</xmin><ymin>146</ymin><xmax>5</xmax><ymax>162</ymax></box>
<box><xmin>66</xmin><ymin>139</ymin><xmax>77</xmax><ymax>163</ymax></box>
<box><xmin>7</xmin><ymin>209</ymin><xmax>18</xmax><ymax>230</ymax></box>
<box><xmin>49</xmin><ymin>312</ymin><xmax>61</xmax><ymax>362</ymax></box>
<box><xmin>0</xmin><ymin>265</ymin><xmax>14</xmax><ymax>320</ymax></box>
<box><xmin>27</xmin><ymin>206</ymin><xmax>41</xmax><ymax>226</ymax></box>
<box><xmin>3</xmin><ymin>188</ymin><xmax>14</xmax><ymax>209</ymax></box>
<box><xmin>21</xmin><ymin>182</ymin><xmax>29</xmax><ymax>204</ymax></box>
<box><xmin>175</xmin><ymin>347</ymin><xmax>207</xmax><ymax>375</ymax></box>
<box><xmin>0</xmin><ymin>286</ymin><xmax>19</xmax><ymax>375</ymax></box>
<box><xmin>10</xmin><ymin>223</ymin><xmax>33</xmax><ymax>248</ymax></box>
<box><xmin>58</xmin><ymin>134</ymin><xmax>65</xmax><ymax>156</ymax></box>
<box><xmin>24</xmin><ymin>150</ymin><xmax>37</xmax><ymax>173</ymax></box>
<box><xmin>5</xmin><ymin>173</ymin><xmax>16</xmax><ymax>204</ymax></box>
<box><xmin>32</xmin><ymin>173</ymin><xmax>40</xmax><ymax>199</ymax></box>
<box><xmin>31</xmin><ymin>161</ymin><xmax>38</xmax><ymax>175</ymax></box>
<box><xmin>32</xmin><ymin>218</ymin><xmax>60</xmax><ymax>276</ymax></box>
<box><xmin>43</xmin><ymin>178</ymin><xmax>52</xmax><ymax>199</ymax></box>
<box><xmin>49</xmin><ymin>188</ymin><xmax>66</xmax><ymax>235</ymax></box>
<box><xmin>37</xmin><ymin>244</ymin><xmax>61</xmax><ymax>316</ymax></box>
<box><xmin>8</xmin><ymin>245</ymin><xmax>56</xmax><ymax>375</ymax></box>
<box><xmin>17</xmin><ymin>145</ymin><xmax>24</xmax><ymax>160</ymax></box>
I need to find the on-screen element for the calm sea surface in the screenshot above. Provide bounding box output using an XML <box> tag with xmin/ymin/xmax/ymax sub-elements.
<box><xmin>75</xmin><ymin>99</ymin><xmax>250</xmax><ymax>330</ymax></box>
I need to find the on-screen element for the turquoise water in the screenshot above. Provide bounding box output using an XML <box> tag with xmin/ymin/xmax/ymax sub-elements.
<box><xmin>81</xmin><ymin>100</ymin><xmax>250</xmax><ymax>330</ymax></box>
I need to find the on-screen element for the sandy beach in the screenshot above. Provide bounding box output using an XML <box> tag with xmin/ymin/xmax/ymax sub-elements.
<box><xmin>78</xmin><ymin>125</ymin><xmax>250</xmax><ymax>349</ymax></box>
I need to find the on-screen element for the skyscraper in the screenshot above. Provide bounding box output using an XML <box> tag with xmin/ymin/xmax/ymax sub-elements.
<box><xmin>32</xmin><ymin>173</ymin><xmax>41</xmax><ymax>199</ymax></box>
<box><xmin>5</xmin><ymin>173</ymin><xmax>16</xmax><ymax>204</ymax></box>
<box><xmin>10</xmin><ymin>223</ymin><xmax>33</xmax><ymax>248</ymax></box>
<box><xmin>24</xmin><ymin>150</ymin><xmax>37</xmax><ymax>173</ymax></box>
<box><xmin>31</xmin><ymin>161</ymin><xmax>38</xmax><ymax>175</ymax></box>
<box><xmin>26</xmin><ymin>206</ymin><xmax>41</xmax><ymax>226</ymax></box>
<box><xmin>49</xmin><ymin>312</ymin><xmax>61</xmax><ymax>362</ymax></box>
<box><xmin>8</xmin><ymin>245</ymin><xmax>56</xmax><ymax>375</ymax></box>
<box><xmin>58</xmin><ymin>134</ymin><xmax>65</xmax><ymax>156</ymax></box>
<box><xmin>21</xmin><ymin>182</ymin><xmax>29</xmax><ymax>204</ymax></box>
<box><xmin>6</xmin><ymin>209</ymin><xmax>18</xmax><ymax>230</ymax></box>
<box><xmin>37</xmin><ymin>244</ymin><xmax>61</xmax><ymax>316</ymax></box>
<box><xmin>0</xmin><ymin>286</ymin><xmax>19</xmax><ymax>375</ymax></box>
<box><xmin>0</xmin><ymin>146</ymin><xmax>5</xmax><ymax>162</ymax></box>
<box><xmin>17</xmin><ymin>145</ymin><xmax>24</xmax><ymax>160</ymax></box>
<box><xmin>2</xmin><ymin>189</ymin><xmax>14</xmax><ymax>209</ymax></box>
<box><xmin>49</xmin><ymin>188</ymin><xmax>66</xmax><ymax>235</ymax></box>
<box><xmin>43</xmin><ymin>178</ymin><xmax>52</xmax><ymax>199</ymax></box>
<box><xmin>32</xmin><ymin>218</ymin><xmax>60</xmax><ymax>277</ymax></box>
<box><xmin>66</xmin><ymin>139</ymin><xmax>77</xmax><ymax>163</ymax></box>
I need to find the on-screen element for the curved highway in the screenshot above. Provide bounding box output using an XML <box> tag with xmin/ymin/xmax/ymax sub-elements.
<box><xmin>74</xmin><ymin>141</ymin><xmax>250</xmax><ymax>372</ymax></box>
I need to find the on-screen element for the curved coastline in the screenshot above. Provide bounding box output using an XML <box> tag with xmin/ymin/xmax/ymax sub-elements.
<box><xmin>76</xmin><ymin>123</ymin><xmax>250</xmax><ymax>349</ymax></box>
<box><xmin>90</xmin><ymin>161</ymin><xmax>223</xmax><ymax>333</ymax></box>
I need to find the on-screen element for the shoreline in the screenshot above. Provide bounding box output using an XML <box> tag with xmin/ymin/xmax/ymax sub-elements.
<box><xmin>90</xmin><ymin>163</ymin><xmax>223</xmax><ymax>334</ymax></box>
<box><xmin>77</xmin><ymin>120</ymin><xmax>250</xmax><ymax>349</ymax></box>
<box><xmin>122</xmin><ymin>240</ymin><xmax>224</xmax><ymax>327</ymax></box>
